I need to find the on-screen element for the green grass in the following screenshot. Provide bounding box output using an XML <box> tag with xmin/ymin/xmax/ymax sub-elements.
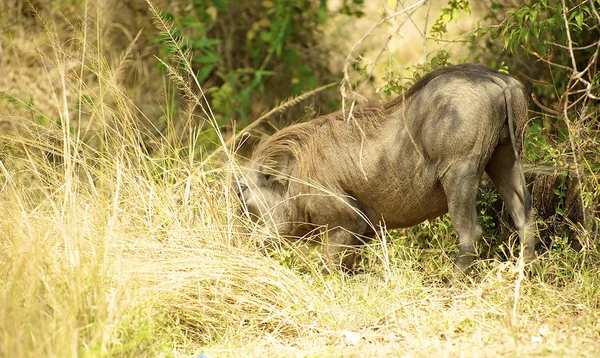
<box><xmin>0</xmin><ymin>1</ymin><xmax>599</xmax><ymax>357</ymax></box>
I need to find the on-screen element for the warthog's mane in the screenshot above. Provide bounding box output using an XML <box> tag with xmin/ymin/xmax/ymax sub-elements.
<box><xmin>252</xmin><ymin>64</ymin><xmax>489</xmax><ymax>179</ymax></box>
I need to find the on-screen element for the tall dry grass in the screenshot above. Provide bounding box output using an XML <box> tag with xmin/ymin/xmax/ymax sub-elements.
<box><xmin>0</xmin><ymin>1</ymin><xmax>321</xmax><ymax>355</ymax></box>
<box><xmin>1</xmin><ymin>1</ymin><xmax>599</xmax><ymax>357</ymax></box>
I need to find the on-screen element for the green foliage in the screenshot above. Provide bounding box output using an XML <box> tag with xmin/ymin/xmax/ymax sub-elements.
<box><xmin>525</xmin><ymin>122</ymin><xmax>566</xmax><ymax>167</ymax></box>
<box><xmin>430</xmin><ymin>0</ymin><xmax>471</xmax><ymax>39</ymax></box>
<box><xmin>378</xmin><ymin>50</ymin><xmax>453</xmax><ymax>96</ymax></box>
<box><xmin>337</xmin><ymin>0</ymin><xmax>366</xmax><ymax>18</ymax></box>
<box><xmin>501</xmin><ymin>1</ymin><xmax>546</xmax><ymax>54</ymax></box>
<box><xmin>500</xmin><ymin>0</ymin><xmax>594</xmax><ymax>56</ymax></box>
<box><xmin>368</xmin><ymin>0</ymin><xmax>477</xmax><ymax>97</ymax></box>
<box><xmin>478</xmin><ymin>185</ymin><xmax>498</xmax><ymax>235</ymax></box>
<box><xmin>155</xmin><ymin>0</ymin><xmax>356</xmax><ymax>130</ymax></box>
<box><xmin>496</xmin><ymin>1</ymin><xmax>598</xmax><ymax>105</ymax></box>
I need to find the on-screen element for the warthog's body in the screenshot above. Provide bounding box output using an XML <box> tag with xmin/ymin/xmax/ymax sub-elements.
<box><xmin>239</xmin><ymin>64</ymin><xmax>536</xmax><ymax>276</ymax></box>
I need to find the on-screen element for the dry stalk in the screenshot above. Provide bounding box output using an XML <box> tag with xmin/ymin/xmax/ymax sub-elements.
<box><xmin>202</xmin><ymin>82</ymin><xmax>337</xmax><ymax>164</ymax></box>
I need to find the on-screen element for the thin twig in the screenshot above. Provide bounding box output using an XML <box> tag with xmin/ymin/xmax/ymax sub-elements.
<box><xmin>531</xmin><ymin>93</ymin><xmax>559</xmax><ymax>115</ymax></box>
<box><xmin>426</xmin><ymin>25</ymin><xmax>502</xmax><ymax>57</ymax></box>
<box><xmin>423</xmin><ymin>0</ymin><xmax>432</xmax><ymax>63</ymax></box>
<box><xmin>356</xmin><ymin>9</ymin><xmax>420</xmax><ymax>96</ymax></box>
<box><xmin>341</xmin><ymin>0</ymin><xmax>427</xmax><ymax>113</ymax></box>
<box><xmin>547</xmin><ymin>40</ymin><xmax>600</xmax><ymax>51</ymax></box>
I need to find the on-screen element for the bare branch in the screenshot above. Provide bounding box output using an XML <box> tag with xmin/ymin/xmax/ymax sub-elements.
<box><xmin>341</xmin><ymin>0</ymin><xmax>427</xmax><ymax>115</ymax></box>
<box><xmin>547</xmin><ymin>40</ymin><xmax>600</xmax><ymax>51</ymax></box>
<box><xmin>561</xmin><ymin>0</ymin><xmax>600</xmax><ymax>101</ymax></box>
<box><xmin>531</xmin><ymin>93</ymin><xmax>559</xmax><ymax>115</ymax></box>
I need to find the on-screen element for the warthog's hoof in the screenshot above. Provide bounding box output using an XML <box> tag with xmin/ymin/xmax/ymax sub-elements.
<box><xmin>524</xmin><ymin>259</ymin><xmax>542</xmax><ymax>278</ymax></box>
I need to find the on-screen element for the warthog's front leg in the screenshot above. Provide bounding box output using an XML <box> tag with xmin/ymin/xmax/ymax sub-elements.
<box><xmin>321</xmin><ymin>227</ymin><xmax>365</xmax><ymax>274</ymax></box>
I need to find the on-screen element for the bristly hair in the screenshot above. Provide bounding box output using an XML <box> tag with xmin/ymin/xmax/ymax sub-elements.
<box><xmin>251</xmin><ymin>103</ymin><xmax>385</xmax><ymax>180</ymax></box>
<box><xmin>251</xmin><ymin>63</ymin><xmax>506</xmax><ymax>180</ymax></box>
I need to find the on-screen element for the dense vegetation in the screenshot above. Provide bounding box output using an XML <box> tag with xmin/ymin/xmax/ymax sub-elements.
<box><xmin>0</xmin><ymin>0</ymin><xmax>598</xmax><ymax>356</ymax></box>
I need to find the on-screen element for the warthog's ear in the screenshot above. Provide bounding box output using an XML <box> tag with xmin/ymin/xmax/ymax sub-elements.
<box><xmin>259</xmin><ymin>152</ymin><xmax>294</xmax><ymax>189</ymax></box>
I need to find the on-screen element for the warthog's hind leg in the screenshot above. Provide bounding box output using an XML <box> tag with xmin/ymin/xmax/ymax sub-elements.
<box><xmin>441</xmin><ymin>162</ymin><xmax>483</xmax><ymax>277</ymax></box>
<box><xmin>485</xmin><ymin>143</ymin><xmax>536</xmax><ymax>263</ymax></box>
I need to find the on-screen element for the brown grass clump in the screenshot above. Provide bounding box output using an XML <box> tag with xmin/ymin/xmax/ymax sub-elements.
<box><xmin>0</xmin><ymin>1</ymin><xmax>319</xmax><ymax>355</ymax></box>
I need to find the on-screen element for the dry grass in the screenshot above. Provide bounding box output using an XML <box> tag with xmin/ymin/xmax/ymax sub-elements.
<box><xmin>0</xmin><ymin>1</ymin><xmax>599</xmax><ymax>357</ymax></box>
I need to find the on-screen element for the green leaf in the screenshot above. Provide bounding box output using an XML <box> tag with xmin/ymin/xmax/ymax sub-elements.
<box><xmin>259</xmin><ymin>31</ymin><xmax>272</xmax><ymax>42</ymax></box>
<box><xmin>530</xmin><ymin>122</ymin><xmax>542</xmax><ymax>135</ymax></box>
<box><xmin>197</xmin><ymin>64</ymin><xmax>215</xmax><ymax>82</ymax></box>
<box><xmin>212</xmin><ymin>0</ymin><xmax>228</xmax><ymax>10</ymax></box>
<box><xmin>491</xmin><ymin>28</ymin><xmax>501</xmax><ymax>40</ymax></box>
<box><xmin>35</xmin><ymin>115</ymin><xmax>49</xmax><ymax>126</ymax></box>
<box><xmin>191</xmin><ymin>38</ymin><xmax>222</xmax><ymax>48</ymax></box>
<box><xmin>491</xmin><ymin>2</ymin><xmax>503</xmax><ymax>10</ymax></box>
<box><xmin>529</xmin><ymin>9</ymin><xmax>537</xmax><ymax>23</ymax></box>
<box><xmin>194</xmin><ymin>53</ymin><xmax>222</xmax><ymax>64</ymax></box>
<box><xmin>537</xmin><ymin>43</ymin><xmax>547</xmax><ymax>55</ymax></box>
<box><xmin>575</xmin><ymin>12</ymin><xmax>584</xmax><ymax>28</ymax></box>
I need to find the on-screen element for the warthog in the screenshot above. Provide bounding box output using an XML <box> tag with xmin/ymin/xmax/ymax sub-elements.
<box><xmin>238</xmin><ymin>63</ymin><xmax>536</xmax><ymax>277</ymax></box>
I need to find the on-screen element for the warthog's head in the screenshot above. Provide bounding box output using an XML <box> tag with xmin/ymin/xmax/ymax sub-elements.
<box><xmin>236</xmin><ymin>156</ymin><xmax>308</xmax><ymax>238</ymax></box>
<box><xmin>236</xmin><ymin>116</ymin><xmax>359</xmax><ymax>241</ymax></box>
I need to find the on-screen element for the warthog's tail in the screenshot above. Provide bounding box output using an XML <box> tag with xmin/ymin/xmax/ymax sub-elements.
<box><xmin>503</xmin><ymin>81</ymin><xmax>532</xmax><ymax>217</ymax></box>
